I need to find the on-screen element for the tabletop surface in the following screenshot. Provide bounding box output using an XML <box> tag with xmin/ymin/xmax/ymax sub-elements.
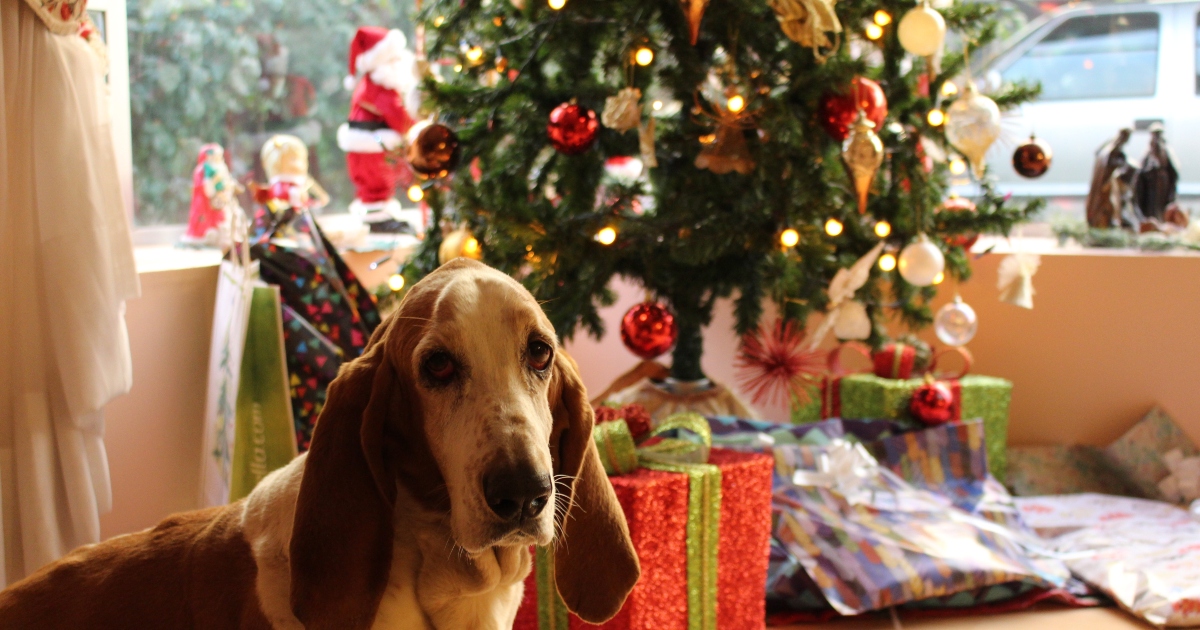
<box><xmin>774</xmin><ymin>605</ymin><xmax>1147</xmax><ymax>629</ymax></box>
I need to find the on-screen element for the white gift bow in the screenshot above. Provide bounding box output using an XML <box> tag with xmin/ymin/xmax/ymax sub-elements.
<box><xmin>791</xmin><ymin>439</ymin><xmax>879</xmax><ymax>501</ymax></box>
<box><xmin>805</xmin><ymin>241</ymin><xmax>885</xmax><ymax>351</ymax></box>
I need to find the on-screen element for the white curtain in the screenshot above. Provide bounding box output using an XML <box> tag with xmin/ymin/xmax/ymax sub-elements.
<box><xmin>0</xmin><ymin>0</ymin><xmax>139</xmax><ymax>585</ymax></box>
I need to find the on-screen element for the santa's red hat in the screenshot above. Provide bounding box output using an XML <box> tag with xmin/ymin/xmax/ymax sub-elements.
<box><xmin>345</xmin><ymin>26</ymin><xmax>407</xmax><ymax>89</ymax></box>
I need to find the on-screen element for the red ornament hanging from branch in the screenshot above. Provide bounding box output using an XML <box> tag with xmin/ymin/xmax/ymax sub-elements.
<box><xmin>735</xmin><ymin>319</ymin><xmax>825</xmax><ymax>407</ymax></box>
<box><xmin>547</xmin><ymin>102</ymin><xmax>599</xmax><ymax>155</ymax></box>
<box><xmin>620</xmin><ymin>301</ymin><xmax>678</xmax><ymax>360</ymax></box>
<box><xmin>818</xmin><ymin>77</ymin><xmax>887</xmax><ymax>142</ymax></box>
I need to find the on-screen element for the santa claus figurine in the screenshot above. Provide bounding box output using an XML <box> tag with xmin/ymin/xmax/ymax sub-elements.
<box><xmin>338</xmin><ymin>26</ymin><xmax>422</xmax><ymax>223</ymax></box>
<box><xmin>182</xmin><ymin>143</ymin><xmax>242</xmax><ymax>250</ymax></box>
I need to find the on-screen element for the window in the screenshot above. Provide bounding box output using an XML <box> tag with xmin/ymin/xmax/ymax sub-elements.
<box><xmin>126</xmin><ymin>0</ymin><xmax>413</xmax><ymax>226</ymax></box>
<box><xmin>1195</xmin><ymin>11</ymin><xmax>1199</xmax><ymax>94</ymax></box>
<box><xmin>1001</xmin><ymin>13</ymin><xmax>1159</xmax><ymax>101</ymax></box>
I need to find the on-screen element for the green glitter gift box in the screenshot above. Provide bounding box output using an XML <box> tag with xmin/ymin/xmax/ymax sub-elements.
<box><xmin>793</xmin><ymin>374</ymin><xmax>1013</xmax><ymax>480</ymax></box>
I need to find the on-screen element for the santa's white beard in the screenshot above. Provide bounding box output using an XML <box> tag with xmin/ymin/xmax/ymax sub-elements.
<box><xmin>369</xmin><ymin>53</ymin><xmax>418</xmax><ymax>96</ymax></box>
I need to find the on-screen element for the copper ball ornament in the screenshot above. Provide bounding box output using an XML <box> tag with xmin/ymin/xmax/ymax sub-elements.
<box><xmin>818</xmin><ymin>77</ymin><xmax>888</xmax><ymax>142</ymax></box>
<box><xmin>940</xmin><ymin>196</ymin><xmax>979</xmax><ymax>249</ymax></box>
<box><xmin>620</xmin><ymin>302</ymin><xmax>678</xmax><ymax>360</ymax></box>
<box><xmin>1012</xmin><ymin>135</ymin><xmax>1053</xmax><ymax>179</ymax></box>
<box><xmin>407</xmin><ymin>122</ymin><xmax>461</xmax><ymax>178</ymax></box>
<box><xmin>547</xmin><ymin>102</ymin><xmax>599</xmax><ymax>155</ymax></box>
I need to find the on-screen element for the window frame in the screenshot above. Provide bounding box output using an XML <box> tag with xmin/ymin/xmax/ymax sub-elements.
<box><xmin>86</xmin><ymin>0</ymin><xmax>135</xmax><ymax>224</ymax></box>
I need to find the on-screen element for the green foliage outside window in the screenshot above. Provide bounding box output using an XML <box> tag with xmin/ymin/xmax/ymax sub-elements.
<box><xmin>126</xmin><ymin>0</ymin><xmax>413</xmax><ymax>225</ymax></box>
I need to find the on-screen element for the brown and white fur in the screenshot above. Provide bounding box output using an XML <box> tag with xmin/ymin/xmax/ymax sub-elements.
<box><xmin>0</xmin><ymin>259</ymin><xmax>639</xmax><ymax>629</ymax></box>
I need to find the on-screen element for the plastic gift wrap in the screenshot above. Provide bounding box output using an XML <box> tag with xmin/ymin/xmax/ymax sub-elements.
<box><xmin>515</xmin><ymin>414</ymin><xmax>774</xmax><ymax>630</ymax></box>
<box><xmin>1017</xmin><ymin>493</ymin><xmax>1200</xmax><ymax>627</ymax></box>
<box><xmin>772</xmin><ymin>440</ymin><xmax>1066</xmax><ymax>615</ymax></box>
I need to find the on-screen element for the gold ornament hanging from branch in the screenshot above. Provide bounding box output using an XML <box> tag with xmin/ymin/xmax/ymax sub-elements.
<box><xmin>944</xmin><ymin>81</ymin><xmax>1001</xmax><ymax>179</ymax></box>
<box><xmin>639</xmin><ymin>117</ymin><xmax>658</xmax><ymax>170</ymax></box>
<box><xmin>692</xmin><ymin>92</ymin><xmax>758</xmax><ymax>175</ymax></box>
<box><xmin>767</xmin><ymin>0</ymin><xmax>841</xmax><ymax>63</ymax></box>
<box><xmin>602</xmin><ymin>87</ymin><xmax>643</xmax><ymax>133</ymax></box>
<box><xmin>679</xmin><ymin>0</ymin><xmax>709</xmax><ymax>45</ymax></box>
<box><xmin>841</xmin><ymin>110</ymin><xmax>884</xmax><ymax>214</ymax></box>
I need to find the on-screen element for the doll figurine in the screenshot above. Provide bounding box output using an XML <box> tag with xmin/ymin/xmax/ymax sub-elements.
<box><xmin>182</xmin><ymin>143</ymin><xmax>243</xmax><ymax>250</ymax></box>
<box><xmin>1134</xmin><ymin>123</ymin><xmax>1179</xmax><ymax>222</ymax></box>
<box><xmin>254</xmin><ymin>135</ymin><xmax>329</xmax><ymax>216</ymax></box>
<box><xmin>337</xmin><ymin>26</ymin><xmax>421</xmax><ymax>222</ymax></box>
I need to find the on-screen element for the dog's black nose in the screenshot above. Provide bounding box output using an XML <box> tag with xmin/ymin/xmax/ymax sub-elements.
<box><xmin>483</xmin><ymin>467</ymin><xmax>553</xmax><ymax>522</ymax></box>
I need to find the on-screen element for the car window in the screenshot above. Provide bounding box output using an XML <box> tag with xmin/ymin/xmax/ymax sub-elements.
<box><xmin>1002</xmin><ymin>12</ymin><xmax>1159</xmax><ymax>100</ymax></box>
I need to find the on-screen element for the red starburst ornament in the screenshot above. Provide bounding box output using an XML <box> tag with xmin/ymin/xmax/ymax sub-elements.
<box><xmin>736</xmin><ymin>319</ymin><xmax>826</xmax><ymax>407</ymax></box>
<box><xmin>547</xmin><ymin>102</ymin><xmax>599</xmax><ymax>155</ymax></box>
<box><xmin>620</xmin><ymin>302</ymin><xmax>678</xmax><ymax>360</ymax></box>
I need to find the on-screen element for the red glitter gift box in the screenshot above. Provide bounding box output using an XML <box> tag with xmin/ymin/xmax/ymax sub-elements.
<box><xmin>514</xmin><ymin>448</ymin><xmax>774</xmax><ymax>630</ymax></box>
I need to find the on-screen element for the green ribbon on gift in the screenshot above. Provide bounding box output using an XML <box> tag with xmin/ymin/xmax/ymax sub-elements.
<box><xmin>532</xmin><ymin>413</ymin><xmax>722</xmax><ymax>630</ymax></box>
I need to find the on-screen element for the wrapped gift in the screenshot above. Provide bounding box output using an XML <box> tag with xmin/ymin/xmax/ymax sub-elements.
<box><xmin>515</xmin><ymin>414</ymin><xmax>774</xmax><ymax>630</ymax></box>
<box><xmin>1016</xmin><ymin>493</ymin><xmax>1200</xmax><ymax>627</ymax></box>
<box><xmin>831</xmin><ymin>374</ymin><xmax>1012</xmax><ymax>480</ymax></box>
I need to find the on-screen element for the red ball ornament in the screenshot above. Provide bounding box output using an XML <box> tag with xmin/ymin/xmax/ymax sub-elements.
<box><xmin>909</xmin><ymin>379</ymin><xmax>956</xmax><ymax>425</ymax></box>
<box><xmin>547</xmin><ymin>102</ymin><xmax>599</xmax><ymax>155</ymax></box>
<box><xmin>940</xmin><ymin>196</ymin><xmax>979</xmax><ymax>249</ymax></box>
<box><xmin>818</xmin><ymin>77</ymin><xmax>888</xmax><ymax>142</ymax></box>
<box><xmin>1012</xmin><ymin>134</ymin><xmax>1053</xmax><ymax>179</ymax></box>
<box><xmin>620</xmin><ymin>302</ymin><xmax>678</xmax><ymax>360</ymax></box>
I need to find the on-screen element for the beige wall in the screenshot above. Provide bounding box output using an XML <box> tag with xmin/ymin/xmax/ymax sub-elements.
<box><xmin>99</xmin><ymin>248</ymin><xmax>1200</xmax><ymax>539</ymax></box>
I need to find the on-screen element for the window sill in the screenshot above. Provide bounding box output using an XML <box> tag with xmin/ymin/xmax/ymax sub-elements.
<box><xmin>973</xmin><ymin>236</ymin><xmax>1200</xmax><ymax>258</ymax></box>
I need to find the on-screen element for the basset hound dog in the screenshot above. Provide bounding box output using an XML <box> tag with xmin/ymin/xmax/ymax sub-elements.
<box><xmin>0</xmin><ymin>258</ymin><xmax>640</xmax><ymax>629</ymax></box>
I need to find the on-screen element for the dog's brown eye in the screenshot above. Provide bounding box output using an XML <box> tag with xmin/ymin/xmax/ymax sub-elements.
<box><xmin>424</xmin><ymin>352</ymin><xmax>456</xmax><ymax>381</ymax></box>
<box><xmin>527</xmin><ymin>340</ymin><xmax>553</xmax><ymax>372</ymax></box>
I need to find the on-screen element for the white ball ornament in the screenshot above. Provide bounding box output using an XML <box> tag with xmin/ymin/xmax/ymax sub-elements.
<box><xmin>934</xmin><ymin>296</ymin><xmax>978</xmax><ymax>347</ymax></box>
<box><xmin>898</xmin><ymin>234</ymin><xmax>945</xmax><ymax>287</ymax></box>
<box><xmin>897</xmin><ymin>0</ymin><xmax>946</xmax><ymax>58</ymax></box>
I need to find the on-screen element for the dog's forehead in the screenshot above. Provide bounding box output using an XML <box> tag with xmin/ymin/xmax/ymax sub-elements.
<box><xmin>433</xmin><ymin>270</ymin><xmax>552</xmax><ymax>336</ymax></box>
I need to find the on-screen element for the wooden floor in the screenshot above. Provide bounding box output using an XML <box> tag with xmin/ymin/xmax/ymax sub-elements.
<box><xmin>775</xmin><ymin>605</ymin><xmax>1148</xmax><ymax>629</ymax></box>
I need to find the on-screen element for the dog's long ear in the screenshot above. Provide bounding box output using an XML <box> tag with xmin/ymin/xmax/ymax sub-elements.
<box><xmin>289</xmin><ymin>317</ymin><xmax>400</xmax><ymax>629</ymax></box>
<box><xmin>550</xmin><ymin>351</ymin><xmax>639</xmax><ymax>623</ymax></box>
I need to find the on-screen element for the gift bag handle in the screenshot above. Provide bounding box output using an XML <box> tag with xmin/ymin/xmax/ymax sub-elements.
<box><xmin>827</xmin><ymin>342</ymin><xmax>872</xmax><ymax>376</ymax></box>
<box><xmin>929</xmin><ymin>346</ymin><xmax>974</xmax><ymax>380</ymax></box>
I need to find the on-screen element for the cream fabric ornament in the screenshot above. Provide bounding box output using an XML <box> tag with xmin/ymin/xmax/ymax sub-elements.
<box><xmin>842</xmin><ymin>110</ymin><xmax>884</xmax><ymax>215</ymax></box>
<box><xmin>997</xmin><ymin>253</ymin><xmax>1040</xmax><ymax>309</ymax></box>
<box><xmin>806</xmin><ymin>241</ymin><xmax>885</xmax><ymax>351</ymax></box>
<box><xmin>832</xmin><ymin>300</ymin><xmax>872</xmax><ymax>340</ymax></box>
<box><xmin>767</xmin><ymin>0</ymin><xmax>842</xmax><ymax>63</ymax></box>
<box><xmin>1159</xmin><ymin>449</ymin><xmax>1200</xmax><ymax>504</ymax></box>
<box><xmin>944</xmin><ymin>82</ymin><xmax>1002</xmax><ymax>179</ymax></box>
<box><xmin>602</xmin><ymin>87</ymin><xmax>642</xmax><ymax>133</ymax></box>
<box><xmin>897</xmin><ymin>0</ymin><xmax>946</xmax><ymax>58</ymax></box>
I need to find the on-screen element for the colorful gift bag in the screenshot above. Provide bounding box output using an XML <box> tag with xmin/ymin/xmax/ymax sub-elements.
<box><xmin>228</xmin><ymin>285</ymin><xmax>299</xmax><ymax>501</ymax></box>
<box><xmin>516</xmin><ymin>415</ymin><xmax>774</xmax><ymax>630</ymax></box>
<box><xmin>828</xmin><ymin>374</ymin><xmax>1012</xmax><ymax>480</ymax></box>
<box><xmin>199</xmin><ymin>252</ymin><xmax>258</xmax><ymax>507</ymax></box>
<box><xmin>279</xmin><ymin>305</ymin><xmax>343</xmax><ymax>451</ymax></box>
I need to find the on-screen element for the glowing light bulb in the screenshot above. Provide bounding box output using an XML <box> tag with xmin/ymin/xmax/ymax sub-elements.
<box><xmin>932</xmin><ymin>271</ymin><xmax>945</xmax><ymax>285</ymax></box>
<box><xmin>699</xmin><ymin>133</ymin><xmax>716</xmax><ymax>145</ymax></box>
<box><xmin>825</xmin><ymin>218</ymin><xmax>844</xmax><ymax>237</ymax></box>
<box><xmin>387</xmin><ymin>274</ymin><xmax>406</xmax><ymax>292</ymax></box>
<box><xmin>595</xmin><ymin>226</ymin><xmax>617</xmax><ymax>245</ymax></box>
<box><xmin>927</xmin><ymin>108</ymin><xmax>945</xmax><ymax>126</ymax></box>
<box><xmin>865</xmin><ymin>23</ymin><xmax>884</xmax><ymax>40</ymax></box>
<box><xmin>432</xmin><ymin>15</ymin><xmax>446</xmax><ymax>27</ymax></box>
<box><xmin>726</xmin><ymin>94</ymin><xmax>746</xmax><ymax>113</ymax></box>
<box><xmin>548</xmin><ymin>0</ymin><xmax>566</xmax><ymax>9</ymax></box>
<box><xmin>652</xmin><ymin>100</ymin><xmax>663</xmax><ymax>111</ymax></box>
<box><xmin>462</xmin><ymin>237</ymin><xmax>481</xmax><ymax>258</ymax></box>
<box><xmin>453</xmin><ymin>64</ymin><xmax>463</xmax><ymax>73</ymax></box>
<box><xmin>466</xmin><ymin>46</ymin><xmax>484</xmax><ymax>64</ymax></box>
<box><xmin>407</xmin><ymin>184</ymin><xmax>424</xmax><ymax>202</ymax></box>
<box><xmin>780</xmin><ymin>228</ymin><xmax>800</xmax><ymax>248</ymax></box>
<box><xmin>874</xmin><ymin>10</ymin><xmax>892</xmax><ymax>26</ymax></box>
<box><xmin>949</xmin><ymin>156</ymin><xmax>967</xmax><ymax>175</ymax></box>
<box><xmin>874</xmin><ymin>220</ymin><xmax>892</xmax><ymax>238</ymax></box>
<box><xmin>879</xmin><ymin>253</ymin><xmax>897</xmax><ymax>271</ymax></box>
<box><xmin>634</xmin><ymin>47</ymin><xmax>654</xmax><ymax>66</ymax></box>
<box><xmin>941</xmin><ymin>81</ymin><xmax>958</xmax><ymax>97</ymax></box>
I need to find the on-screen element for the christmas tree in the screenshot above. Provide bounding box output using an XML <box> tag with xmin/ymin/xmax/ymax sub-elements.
<box><xmin>402</xmin><ymin>0</ymin><xmax>1041</xmax><ymax>382</ymax></box>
